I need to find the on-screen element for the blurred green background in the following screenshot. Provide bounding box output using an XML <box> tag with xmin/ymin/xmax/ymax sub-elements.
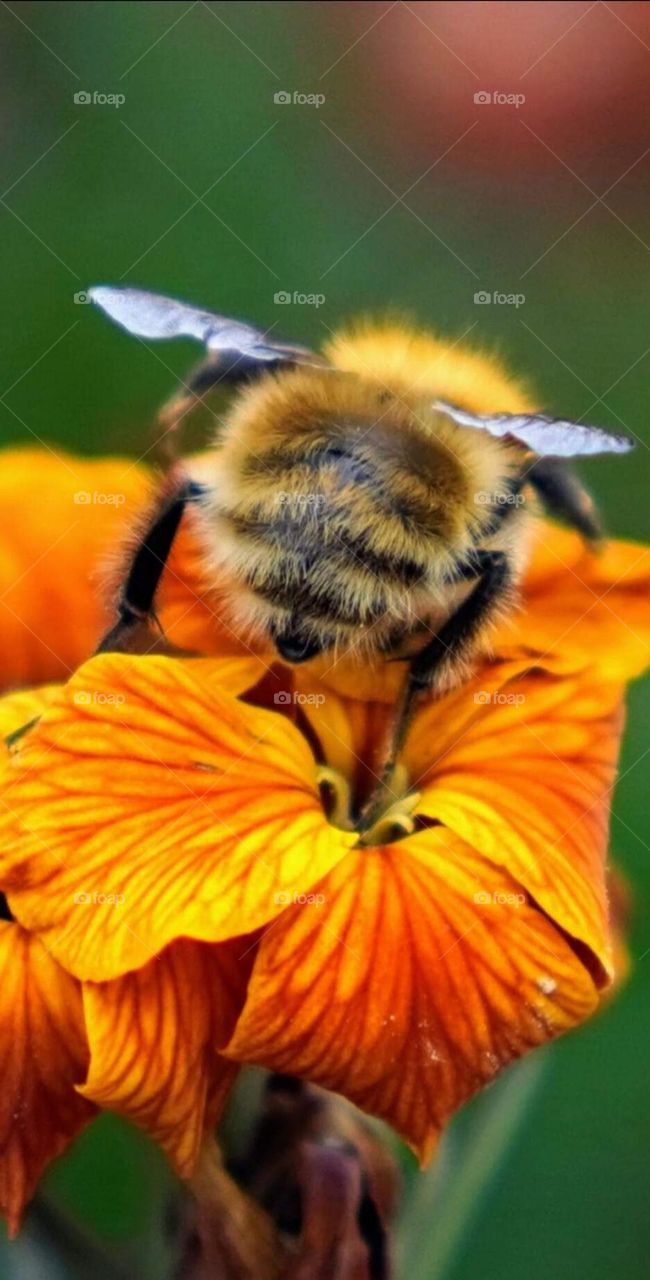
<box><xmin>1</xmin><ymin>2</ymin><xmax>650</xmax><ymax>1277</ymax></box>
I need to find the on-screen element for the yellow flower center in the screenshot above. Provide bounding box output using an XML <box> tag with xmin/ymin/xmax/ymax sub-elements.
<box><xmin>316</xmin><ymin>763</ymin><xmax>421</xmax><ymax>847</ymax></box>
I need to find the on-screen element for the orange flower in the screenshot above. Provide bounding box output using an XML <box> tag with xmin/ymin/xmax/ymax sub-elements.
<box><xmin>0</xmin><ymin>645</ymin><xmax>631</xmax><ymax>1164</ymax></box>
<box><xmin>0</xmin><ymin>448</ymin><xmax>247</xmax><ymax>694</ymax></box>
<box><xmin>0</xmin><ymin>445</ymin><xmax>649</xmax><ymax>1212</ymax></box>
<box><xmin>0</xmin><ymin>450</ymin><xmax>150</xmax><ymax>687</ymax></box>
<box><xmin>0</xmin><ymin>921</ymin><xmax>93</xmax><ymax>1235</ymax></box>
<box><xmin>0</xmin><ymin>686</ymin><xmax>93</xmax><ymax>1235</ymax></box>
<box><xmin>0</xmin><ymin>680</ymin><xmax>253</xmax><ymax>1229</ymax></box>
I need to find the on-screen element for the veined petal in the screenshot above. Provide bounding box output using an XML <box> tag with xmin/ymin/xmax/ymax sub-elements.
<box><xmin>495</xmin><ymin>520</ymin><xmax>650</xmax><ymax>680</ymax></box>
<box><xmin>0</xmin><ymin>688</ymin><xmax>95</xmax><ymax>1234</ymax></box>
<box><xmin>0</xmin><ymin>922</ymin><xmax>93</xmax><ymax>1235</ymax></box>
<box><xmin>405</xmin><ymin>668</ymin><xmax>622</xmax><ymax>979</ymax></box>
<box><xmin>80</xmin><ymin>939</ymin><xmax>254</xmax><ymax>1175</ymax></box>
<box><xmin>0</xmin><ymin>654</ymin><xmax>354</xmax><ymax>980</ymax></box>
<box><xmin>226</xmin><ymin>832</ymin><xmax>600</xmax><ymax>1161</ymax></box>
<box><xmin>297</xmin><ymin>659</ymin><xmax>540</xmax><ymax>785</ymax></box>
<box><xmin>0</xmin><ymin>684</ymin><xmax>60</xmax><ymax>742</ymax></box>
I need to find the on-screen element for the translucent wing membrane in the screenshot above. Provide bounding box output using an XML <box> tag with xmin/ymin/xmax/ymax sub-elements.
<box><xmin>435</xmin><ymin>399</ymin><xmax>635</xmax><ymax>457</ymax></box>
<box><xmin>89</xmin><ymin>286</ymin><xmax>319</xmax><ymax>365</ymax></box>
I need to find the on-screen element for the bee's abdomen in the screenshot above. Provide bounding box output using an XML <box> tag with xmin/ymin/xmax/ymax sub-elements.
<box><xmin>210</xmin><ymin>417</ymin><xmax>472</xmax><ymax>637</ymax></box>
<box><xmin>221</xmin><ymin>510</ymin><xmax>426</xmax><ymax>626</ymax></box>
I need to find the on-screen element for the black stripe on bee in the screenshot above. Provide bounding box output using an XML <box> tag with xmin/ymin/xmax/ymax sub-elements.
<box><xmin>246</xmin><ymin>570</ymin><xmax>388</xmax><ymax>627</ymax></box>
<box><xmin>242</xmin><ymin>446</ymin><xmax>438</xmax><ymax>534</ymax></box>
<box><xmin>333</xmin><ymin>529</ymin><xmax>426</xmax><ymax>588</ymax></box>
<box><xmin>237</xmin><ymin>539</ymin><xmax>392</xmax><ymax>625</ymax></box>
<box><xmin>224</xmin><ymin>513</ymin><xmax>427</xmax><ymax>591</ymax></box>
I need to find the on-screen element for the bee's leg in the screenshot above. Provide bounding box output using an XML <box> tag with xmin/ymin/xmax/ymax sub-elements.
<box><xmin>96</xmin><ymin>475</ymin><xmax>207</xmax><ymax>654</ymax></box>
<box><xmin>526</xmin><ymin>457</ymin><xmax>603</xmax><ymax>548</ymax></box>
<box><xmin>358</xmin><ymin>550</ymin><xmax>511</xmax><ymax>835</ymax></box>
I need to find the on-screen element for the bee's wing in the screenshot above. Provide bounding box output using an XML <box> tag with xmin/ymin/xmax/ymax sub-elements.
<box><xmin>435</xmin><ymin>400</ymin><xmax>634</xmax><ymax>457</ymax></box>
<box><xmin>89</xmin><ymin>286</ymin><xmax>320</xmax><ymax>365</ymax></box>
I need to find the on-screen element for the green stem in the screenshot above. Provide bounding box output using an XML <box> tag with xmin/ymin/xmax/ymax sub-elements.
<box><xmin>398</xmin><ymin>1051</ymin><xmax>548</xmax><ymax>1280</ymax></box>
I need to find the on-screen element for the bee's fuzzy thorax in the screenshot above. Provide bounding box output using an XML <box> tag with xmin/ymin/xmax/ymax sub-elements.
<box><xmin>323</xmin><ymin>318</ymin><xmax>535</xmax><ymax>415</ymax></box>
<box><xmin>195</xmin><ymin>320</ymin><xmax>535</xmax><ymax>662</ymax></box>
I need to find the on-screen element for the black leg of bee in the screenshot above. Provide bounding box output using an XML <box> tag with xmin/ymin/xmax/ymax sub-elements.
<box><xmin>96</xmin><ymin>477</ymin><xmax>207</xmax><ymax>654</ymax></box>
<box><xmin>526</xmin><ymin>457</ymin><xmax>603</xmax><ymax>546</ymax></box>
<box><xmin>408</xmin><ymin>549</ymin><xmax>511</xmax><ymax>692</ymax></box>
<box><xmin>359</xmin><ymin>549</ymin><xmax>511</xmax><ymax>834</ymax></box>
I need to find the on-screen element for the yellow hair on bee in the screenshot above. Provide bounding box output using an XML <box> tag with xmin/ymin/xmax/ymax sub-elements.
<box><xmin>324</xmin><ymin>319</ymin><xmax>535</xmax><ymax>415</ymax></box>
<box><xmin>197</xmin><ymin>320</ymin><xmax>533</xmax><ymax>664</ymax></box>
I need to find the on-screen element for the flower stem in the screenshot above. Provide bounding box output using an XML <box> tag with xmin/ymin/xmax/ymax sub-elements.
<box><xmin>398</xmin><ymin>1052</ymin><xmax>548</xmax><ymax>1280</ymax></box>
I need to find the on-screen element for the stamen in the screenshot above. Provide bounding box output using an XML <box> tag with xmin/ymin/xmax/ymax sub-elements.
<box><xmin>357</xmin><ymin>788</ymin><xmax>421</xmax><ymax>848</ymax></box>
<box><xmin>316</xmin><ymin>766</ymin><xmax>354</xmax><ymax>831</ymax></box>
<box><xmin>317</xmin><ymin>762</ymin><xmax>421</xmax><ymax>848</ymax></box>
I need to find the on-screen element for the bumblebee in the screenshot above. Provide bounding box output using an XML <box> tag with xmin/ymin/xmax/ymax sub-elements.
<box><xmin>90</xmin><ymin>287</ymin><xmax>633</xmax><ymax>824</ymax></box>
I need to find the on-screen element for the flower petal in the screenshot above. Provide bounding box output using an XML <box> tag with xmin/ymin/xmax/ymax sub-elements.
<box><xmin>0</xmin><ymin>684</ymin><xmax>60</xmax><ymax>741</ymax></box>
<box><xmin>495</xmin><ymin>521</ymin><xmax>650</xmax><ymax>681</ymax></box>
<box><xmin>0</xmin><ymin>449</ymin><xmax>149</xmax><ymax>688</ymax></box>
<box><xmin>405</xmin><ymin>668</ymin><xmax>622</xmax><ymax>979</ymax></box>
<box><xmin>296</xmin><ymin>658</ymin><xmax>539</xmax><ymax>786</ymax></box>
<box><xmin>0</xmin><ymin>654</ymin><xmax>353</xmax><ymax>980</ymax></box>
<box><xmin>80</xmin><ymin>939</ymin><xmax>253</xmax><ymax>1175</ymax></box>
<box><xmin>0</xmin><ymin>922</ymin><xmax>93</xmax><ymax>1234</ymax></box>
<box><xmin>226</xmin><ymin>832</ymin><xmax>600</xmax><ymax>1160</ymax></box>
